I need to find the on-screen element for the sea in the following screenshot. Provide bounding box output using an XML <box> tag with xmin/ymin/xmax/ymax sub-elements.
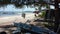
<box><xmin>0</xmin><ymin>11</ymin><xmax>34</xmax><ymax>17</ymax></box>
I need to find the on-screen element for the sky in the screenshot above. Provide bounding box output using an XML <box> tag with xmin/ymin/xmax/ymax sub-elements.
<box><xmin>0</xmin><ymin>4</ymin><xmax>55</xmax><ymax>12</ymax></box>
<box><xmin>0</xmin><ymin>4</ymin><xmax>36</xmax><ymax>12</ymax></box>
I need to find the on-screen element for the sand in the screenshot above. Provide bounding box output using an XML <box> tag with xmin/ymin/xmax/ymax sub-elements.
<box><xmin>0</xmin><ymin>13</ymin><xmax>35</xmax><ymax>26</ymax></box>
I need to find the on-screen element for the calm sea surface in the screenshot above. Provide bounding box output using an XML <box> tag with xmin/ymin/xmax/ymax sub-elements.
<box><xmin>0</xmin><ymin>11</ymin><xmax>34</xmax><ymax>17</ymax></box>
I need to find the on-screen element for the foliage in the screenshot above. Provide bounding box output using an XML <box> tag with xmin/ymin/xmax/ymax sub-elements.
<box><xmin>0</xmin><ymin>0</ymin><xmax>47</xmax><ymax>8</ymax></box>
<box><xmin>14</xmin><ymin>3</ymin><xmax>24</xmax><ymax>8</ymax></box>
<box><xmin>38</xmin><ymin>11</ymin><xmax>46</xmax><ymax>18</ymax></box>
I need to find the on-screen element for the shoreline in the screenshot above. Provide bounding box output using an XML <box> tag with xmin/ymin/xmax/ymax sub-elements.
<box><xmin>0</xmin><ymin>13</ymin><xmax>34</xmax><ymax>17</ymax></box>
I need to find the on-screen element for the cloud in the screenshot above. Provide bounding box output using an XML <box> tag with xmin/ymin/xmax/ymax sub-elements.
<box><xmin>0</xmin><ymin>4</ymin><xmax>36</xmax><ymax>12</ymax></box>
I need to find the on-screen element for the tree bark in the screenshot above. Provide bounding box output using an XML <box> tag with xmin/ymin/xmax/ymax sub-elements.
<box><xmin>54</xmin><ymin>0</ymin><xmax>60</xmax><ymax>32</ymax></box>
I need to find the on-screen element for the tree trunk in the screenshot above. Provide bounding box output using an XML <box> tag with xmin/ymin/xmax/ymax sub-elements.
<box><xmin>54</xmin><ymin>0</ymin><xmax>60</xmax><ymax>32</ymax></box>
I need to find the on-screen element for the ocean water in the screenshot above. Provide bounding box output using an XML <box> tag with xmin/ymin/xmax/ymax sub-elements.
<box><xmin>0</xmin><ymin>11</ymin><xmax>34</xmax><ymax>17</ymax></box>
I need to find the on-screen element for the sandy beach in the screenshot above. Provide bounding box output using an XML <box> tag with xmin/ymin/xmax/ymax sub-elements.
<box><xmin>0</xmin><ymin>13</ymin><xmax>35</xmax><ymax>26</ymax></box>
